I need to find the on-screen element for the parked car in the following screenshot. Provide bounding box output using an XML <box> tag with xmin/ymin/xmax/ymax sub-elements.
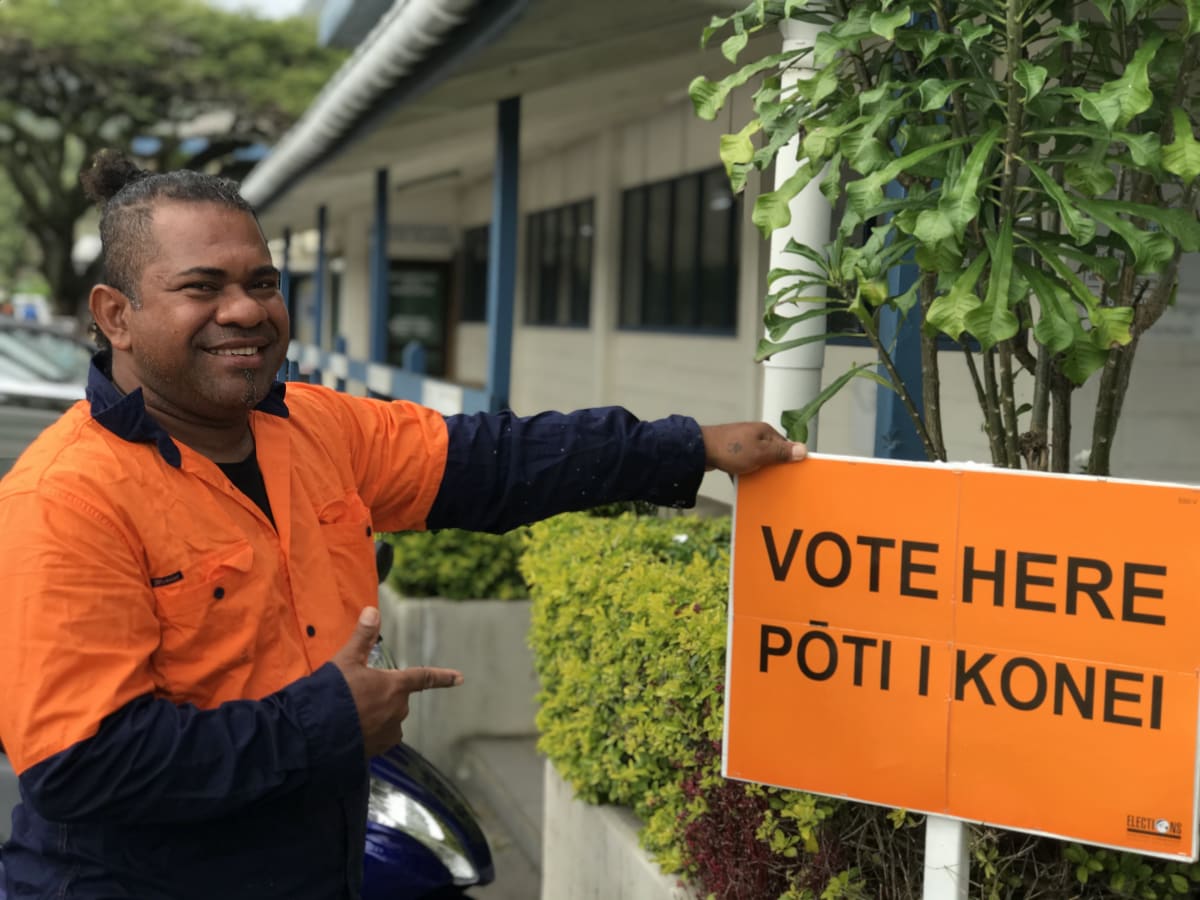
<box><xmin>0</xmin><ymin>319</ymin><xmax>92</xmax><ymax>478</ymax></box>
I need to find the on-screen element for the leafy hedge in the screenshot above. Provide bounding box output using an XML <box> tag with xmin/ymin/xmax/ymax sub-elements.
<box><xmin>382</xmin><ymin>528</ymin><xmax>529</xmax><ymax>600</ymax></box>
<box><xmin>523</xmin><ymin>512</ymin><xmax>1200</xmax><ymax>900</ymax></box>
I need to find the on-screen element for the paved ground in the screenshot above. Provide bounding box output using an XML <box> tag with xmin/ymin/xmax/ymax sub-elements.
<box><xmin>456</xmin><ymin>736</ymin><xmax>543</xmax><ymax>900</ymax></box>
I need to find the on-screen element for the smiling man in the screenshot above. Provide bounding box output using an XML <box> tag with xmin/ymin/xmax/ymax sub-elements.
<box><xmin>0</xmin><ymin>150</ymin><xmax>805</xmax><ymax>900</ymax></box>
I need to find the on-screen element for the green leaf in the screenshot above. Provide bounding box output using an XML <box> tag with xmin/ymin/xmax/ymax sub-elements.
<box><xmin>845</xmin><ymin>136</ymin><xmax>969</xmax><ymax>229</ymax></box>
<box><xmin>701</xmin><ymin>12</ymin><xmax>733</xmax><ymax>47</ymax></box>
<box><xmin>1073</xmin><ymin>197</ymin><xmax>1182</xmax><ymax>272</ymax></box>
<box><xmin>722</xmin><ymin>30</ymin><xmax>749</xmax><ymax>64</ymax></box>
<box><xmin>802</xmin><ymin>119</ymin><xmax>857</xmax><ymax>161</ymax></box>
<box><xmin>918</xmin><ymin>79</ymin><xmax>971</xmax><ymax>112</ymax></box>
<box><xmin>688</xmin><ymin>53</ymin><xmax>788</xmax><ymax>120</ymax></box>
<box><xmin>938</xmin><ymin>125</ymin><xmax>1001</xmax><ymax>239</ymax></box>
<box><xmin>1117</xmin><ymin>131</ymin><xmax>1162</xmax><ymax>168</ymax></box>
<box><xmin>960</xmin><ymin>22</ymin><xmax>993</xmax><ymax>49</ymax></box>
<box><xmin>1090</xmin><ymin>306</ymin><xmax>1134</xmax><ymax>348</ymax></box>
<box><xmin>847</xmin><ymin>137</ymin><xmax>890</xmax><ymax>173</ymax></box>
<box><xmin>764</xmin><ymin>305</ymin><xmax>839</xmax><ymax>341</ymax></box>
<box><xmin>1017</xmin><ymin>260</ymin><xmax>1076</xmax><ymax>353</ymax></box>
<box><xmin>794</xmin><ymin>63</ymin><xmax>840</xmax><ymax>107</ymax></box>
<box><xmin>1014</xmin><ymin>61</ymin><xmax>1048</xmax><ymax>100</ymax></box>
<box><xmin>1171</xmin><ymin>873</ymin><xmax>1189</xmax><ymax>893</ymax></box>
<box><xmin>1056</xmin><ymin>22</ymin><xmax>1085</xmax><ymax>43</ymax></box>
<box><xmin>756</xmin><ymin>330</ymin><xmax>857</xmax><ymax>362</ymax></box>
<box><xmin>1064</xmin><ymin>161</ymin><xmax>1116</xmax><ymax>197</ymax></box>
<box><xmin>720</xmin><ymin>119</ymin><xmax>760</xmax><ymax>179</ymax></box>
<box><xmin>1163</xmin><ymin>108</ymin><xmax>1200</xmax><ymax>185</ymax></box>
<box><xmin>926</xmin><ymin>251</ymin><xmax>988</xmax><ymax>339</ymax></box>
<box><xmin>914</xmin><ymin>209</ymin><xmax>955</xmax><ymax>244</ymax></box>
<box><xmin>780</xmin><ymin>364</ymin><xmax>891</xmax><ymax>441</ymax></box>
<box><xmin>1027</xmin><ymin>163</ymin><xmax>1096</xmax><ymax>245</ymax></box>
<box><xmin>753</xmin><ymin>159</ymin><xmax>821</xmax><ymax>236</ymax></box>
<box><xmin>1062</xmin><ymin>340</ymin><xmax>1109</xmax><ymax>384</ymax></box>
<box><xmin>1085</xmin><ymin>200</ymin><xmax>1200</xmax><ymax>252</ymax></box>
<box><xmin>964</xmin><ymin>221</ymin><xmax>1019</xmax><ymax>351</ymax></box>
<box><xmin>1186</xmin><ymin>0</ymin><xmax>1200</xmax><ymax>37</ymax></box>
<box><xmin>819</xmin><ymin>152</ymin><xmax>845</xmax><ymax>203</ymax></box>
<box><xmin>869</xmin><ymin>7</ymin><xmax>911</xmax><ymax>40</ymax></box>
<box><xmin>914</xmin><ymin>238</ymin><xmax>962</xmax><ymax>273</ymax></box>
<box><xmin>1076</xmin><ymin>36</ymin><xmax>1163</xmax><ymax>131</ymax></box>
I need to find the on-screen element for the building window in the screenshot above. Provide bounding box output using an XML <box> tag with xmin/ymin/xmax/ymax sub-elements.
<box><xmin>619</xmin><ymin>167</ymin><xmax>740</xmax><ymax>334</ymax></box>
<box><xmin>525</xmin><ymin>199</ymin><xmax>594</xmax><ymax>327</ymax></box>
<box><xmin>460</xmin><ymin>224</ymin><xmax>489</xmax><ymax>322</ymax></box>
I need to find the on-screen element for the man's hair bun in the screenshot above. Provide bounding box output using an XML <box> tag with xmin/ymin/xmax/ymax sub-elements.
<box><xmin>80</xmin><ymin>149</ymin><xmax>151</xmax><ymax>206</ymax></box>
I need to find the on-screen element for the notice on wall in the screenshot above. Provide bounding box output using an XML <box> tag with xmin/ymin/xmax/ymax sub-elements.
<box><xmin>724</xmin><ymin>455</ymin><xmax>1200</xmax><ymax>859</ymax></box>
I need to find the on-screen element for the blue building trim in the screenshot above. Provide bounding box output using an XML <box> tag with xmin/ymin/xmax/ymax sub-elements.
<box><xmin>314</xmin><ymin>205</ymin><xmax>328</xmax><ymax>349</ymax></box>
<box><xmin>370</xmin><ymin>168</ymin><xmax>389</xmax><ymax>365</ymax></box>
<box><xmin>873</xmin><ymin>185</ymin><xmax>925</xmax><ymax>460</ymax></box>
<box><xmin>484</xmin><ymin>96</ymin><xmax>519</xmax><ymax>413</ymax></box>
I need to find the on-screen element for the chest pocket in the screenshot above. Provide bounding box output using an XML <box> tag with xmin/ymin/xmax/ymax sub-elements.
<box><xmin>151</xmin><ymin>542</ymin><xmax>256</xmax><ymax>704</ymax></box>
<box><xmin>318</xmin><ymin>493</ymin><xmax>377</xmax><ymax>615</ymax></box>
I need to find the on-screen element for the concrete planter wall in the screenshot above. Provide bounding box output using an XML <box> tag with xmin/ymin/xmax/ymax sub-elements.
<box><xmin>376</xmin><ymin>584</ymin><xmax>539</xmax><ymax>766</ymax></box>
<box><xmin>540</xmin><ymin>763</ymin><xmax>699</xmax><ymax>900</ymax></box>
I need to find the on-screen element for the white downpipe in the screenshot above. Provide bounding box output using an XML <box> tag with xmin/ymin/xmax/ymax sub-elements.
<box><xmin>241</xmin><ymin>0</ymin><xmax>480</xmax><ymax>207</ymax></box>
<box><xmin>760</xmin><ymin>19</ymin><xmax>831</xmax><ymax>448</ymax></box>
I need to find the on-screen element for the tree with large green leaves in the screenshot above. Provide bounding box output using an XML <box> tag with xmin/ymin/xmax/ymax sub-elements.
<box><xmin>694</xmin><ymin>0</ymin><xmax>1200</xmax><ymax>478</ymax></box>
<box><xmin>0</xmin><ymin>173</ymin><xmax>31</xmax><ymax>292</ymax></box>
<box><xmin>0</xmin><ymin>0</ymin><xmax>345</xmax><ymax>316</ymax></box>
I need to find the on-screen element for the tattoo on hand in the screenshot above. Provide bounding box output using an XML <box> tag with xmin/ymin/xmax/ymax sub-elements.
<box><xmin>728</xmin><ymin>441</ymin><xmax>743</xmax><ymax>454</ymax></box>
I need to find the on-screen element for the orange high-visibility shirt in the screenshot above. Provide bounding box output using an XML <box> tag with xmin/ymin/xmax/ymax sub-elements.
<box><xmin>0</xmin><ymin>381</ymin><xmax>447</xmax><ymax>773</ymax></box>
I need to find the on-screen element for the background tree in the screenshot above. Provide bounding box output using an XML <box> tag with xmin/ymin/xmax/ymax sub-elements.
<box><xmin>694</xmin><ymin>0</ymin><xmax>1200</xmax><ymax>478</ymax></box>
<box><xmin>0</xmin><ymin>174</ymin><xmax>30</xmax><ymax>293</ymax></box>
<box><xmin>0</xmin><ymin>0</ymin><xmax>346</xmax><ymax>316</ymax></box>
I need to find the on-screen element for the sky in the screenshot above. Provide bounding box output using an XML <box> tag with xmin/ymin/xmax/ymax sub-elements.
<box><xmin>207</xmin><ymin>0</ymin><xmax>309</xmax><ymax>19</ymax></box>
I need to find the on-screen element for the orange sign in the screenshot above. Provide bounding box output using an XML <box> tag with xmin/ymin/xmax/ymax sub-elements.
<box><xmin>725</xmin><ymin>455</ymin><xmax>1200</xmax><ymax>859</ymax></box>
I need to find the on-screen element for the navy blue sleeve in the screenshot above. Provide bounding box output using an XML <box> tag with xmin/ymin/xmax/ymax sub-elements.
<box><xmin>426</xmin><ymin>407</ymin><xmax>707</xmax><ymax>533</ymax></box>
<box><xmin>18</xmin><ymin>662</ymin><xmax>364</xmax><ymax>825</ymax></box>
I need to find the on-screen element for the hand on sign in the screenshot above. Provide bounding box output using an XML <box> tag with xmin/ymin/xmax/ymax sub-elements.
<box><xmin>332</xmin><ymin>607</ymin><xmax>464</xmax><ymax>757</ymax></box>
<box><xmin>700</xmin><ymin>422</ymin><xmax>807</xmax><ymax>476</ymax></box>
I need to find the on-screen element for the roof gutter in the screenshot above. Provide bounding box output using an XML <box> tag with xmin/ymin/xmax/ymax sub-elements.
<box><xmin>242</xmin><ymin>0</ymin><xmax>528</xmax><ymax>213</ymax></box>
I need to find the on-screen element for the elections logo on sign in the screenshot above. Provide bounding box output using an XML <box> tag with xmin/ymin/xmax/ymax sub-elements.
<box><xmin>724</xmin><ymin>455</ymin><xmax>1200</xmax><ymax>859</ymax></box>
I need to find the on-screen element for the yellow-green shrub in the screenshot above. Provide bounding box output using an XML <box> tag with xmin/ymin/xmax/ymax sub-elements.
<box><xmin>383</xmin><ymin>528</ymin><xmax>528</xmax><ymax>600</ymax></box>
<box><xmin>523</xmin><ymin>512</ymin><xmax>1200</xmax><ymax>900</ymax></box>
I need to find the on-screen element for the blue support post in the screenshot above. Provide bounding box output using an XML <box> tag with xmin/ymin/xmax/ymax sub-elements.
<box><xmin>278</xmin><ymin>227</ymin><xmax>292</xmax><ymax>382</ymax></box>
<box><xmin>873</xmin><ymin>182</ymin><xmax>925</xmax><ymax>460</ymax></box>
<box><xmin>311</xmin><ymin>205</ymin><xmax>327</xmax><ymax>384</ymax></box>
<box><xmin>369</xmin><ymin>169</ymin><xmax>390</xmax><ymax>366</ymax></box>
<box><xmin>334</xmin><ymin>335</ymin><xmax>347</xmax><ymax>393</ymax></box>
<box><xmin>485</xmin><ymin>96</ymin><xmax>520</xmax><ymax>413</ymax></box>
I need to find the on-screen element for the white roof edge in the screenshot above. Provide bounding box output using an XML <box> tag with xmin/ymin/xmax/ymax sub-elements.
<box><xmin>241</xmin><ymin>0</ymin><xmax>480</xmax><ymax>208</ymax></box>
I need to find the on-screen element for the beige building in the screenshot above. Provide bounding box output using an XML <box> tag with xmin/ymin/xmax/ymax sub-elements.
<box><xmin>243</xmin><ymin>0</ymin><xmax>1200</xmax><ymax>504</ymax></box>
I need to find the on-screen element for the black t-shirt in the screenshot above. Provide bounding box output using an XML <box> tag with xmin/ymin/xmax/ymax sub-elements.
<box><xmin>217</xmin><ymin>452</ymin><xmax>276</xmax><ymax>528</ymax></box>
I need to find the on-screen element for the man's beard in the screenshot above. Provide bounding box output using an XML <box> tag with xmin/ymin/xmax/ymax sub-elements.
<box><xmin>241</xmin><ymin>368</ymin><xmax>262</xmax><ymax>409</ymax></box>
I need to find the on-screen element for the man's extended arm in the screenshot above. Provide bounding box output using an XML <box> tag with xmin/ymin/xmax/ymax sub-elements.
<box><xmin>426</xmin><ymin>407</ymin><xmax>803</xmax><ymax>533</ymax></box>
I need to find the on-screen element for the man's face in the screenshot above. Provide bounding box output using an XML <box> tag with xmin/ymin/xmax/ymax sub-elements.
<box><xmin>117</xmin><ymin>200</ymin><xmax>290</xmax><ymax>423</ymax></box>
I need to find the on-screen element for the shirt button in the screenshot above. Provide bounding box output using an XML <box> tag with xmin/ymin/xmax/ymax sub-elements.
<box><xmin>306</xmin><ymin>625</ymin><xmax>316</xmax><ymax>637</ymax></box>
<box><xmin>213</xmin><ymin>587</ymin><xmax>225</xmax><ymax>600</ymax></box>
<box><xmin>366</xmin><ymin>526</ymin><xmax>373</xmax><ymax>537</ymax></box>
